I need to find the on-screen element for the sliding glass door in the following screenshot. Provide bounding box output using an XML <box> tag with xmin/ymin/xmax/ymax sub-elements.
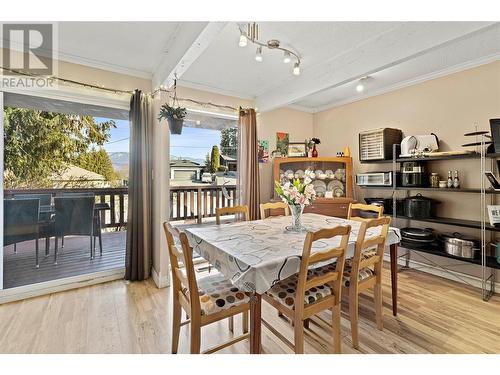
<box><xmin>2</xmin><ymin>92</ymin><xmax>129</xmax><ymax>290</ymax></box>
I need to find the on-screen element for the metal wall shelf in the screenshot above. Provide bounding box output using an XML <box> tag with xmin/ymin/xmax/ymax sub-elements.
<box><xmin>400</xmin><ymin>241</ymin><xmax>500</xmax><ymax>270</ymax></box>
<box><xmin>358</xmin><ymin>142</ymin><xmax>497</xmax><ymax>301</ymax></box>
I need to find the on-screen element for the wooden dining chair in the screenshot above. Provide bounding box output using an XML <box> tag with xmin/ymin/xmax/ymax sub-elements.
<box><xmin>215</xmin><ymin>205</ymin><xmax>249</xmax><ymax>224</ymax></box>
<box><xmin>259</xmin><ymin>201</ymin><xmax>290</xmax><ymax>219</ymax></box>
<box><xmin>262</xmin><ymin>225</ymin><xmax>351</xmax><ymax>354</ymax></box>
<box><xmin>347</xmin><ymin>203</ymin><xmax>384</xmax><ymax>222</ymax></box>
<box><xmin>343</xmin><ymin>216</ymin><xmax>391</xmax><ymax>349</ymax></box>
<box><xmin>164</xmin><ymin>223</ymin><xmax>250</xmax><ymax>354</ymax></box>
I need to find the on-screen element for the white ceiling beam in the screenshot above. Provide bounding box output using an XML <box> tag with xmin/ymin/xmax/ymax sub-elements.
<box><xmin>255</xmin><ymin>22</ymin><xmax>497</xmax><ymax>112</ymax></box>
<box><xmin>152</xmin><ymin>22</ymin><xmax>227</xmax><ymax>89</ymax></box>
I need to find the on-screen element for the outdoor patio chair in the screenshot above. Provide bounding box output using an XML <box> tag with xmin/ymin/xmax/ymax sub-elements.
<box><xmin>53</xmin><ymin>197</ymin><xmax>101</xmax><ymax>264</ymax></box>
<box><xmin>4</xmin><ymin>198</ymin><xmax>44</xmax><ymax>268</ymax></box>
<box><xmin>14</xmin><ymin>194</ymin><xmax>54</xmax><ymax>255</ymax></box>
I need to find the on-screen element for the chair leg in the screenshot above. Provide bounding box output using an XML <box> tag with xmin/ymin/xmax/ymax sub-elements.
<box><xmin>171</xmin><ymin>298</ymin><xmax>182</xmax><ymax>354</ymax></box>
<box><xmin>98</xmin><ymin>230</ymin><xmax>103</xmax><ymax>256</ymax></box>
<box><xmin>90</xmin><ymin>235</ymin><xmax>94</xmax><ymax>260</ymax></box>
<box><xmin>54</xmin><ymin>237</ymin><xmax>58</xmax><ymax>265</ymax></box>
<box><xmin>374</xmin><ymin>282</ymin><xmax>384</xmax><ymax>331</ymax></box>
<box><xmin>45</xmin><ymin>237</ymin><xmax>50</xmax><ymax>256</ymax></box>
<box><xmin>242</xmin><ymin>311</ymin><xmax>249</xmax><ymax>334</ymax></box>
<box><xmin>349</xmin><ymin>287</ymin><xmax>360</xmax><ymax>349</ymax></box>
<box><xmin>294</xmin><ymin>318</ymin><xmax>305</xmax><ymax>354</ymax></box>
<box><xmin>61</xmin><ymin>236</ymin><xmax>64</xmax><ymax>248</ymax></box>
<box><xmin>228</xmin><ymin>316</ymin><xmax>234</xmax><ymax>333</ymax></box>
<box><xmin>332</xmin><ymin>304</ymin><xmax>342</xmax><ymax>354</ymax></box>
<box><xmin>190</xmin><ymin>320</ymin><xmax>201</xmax><ymax>354</ymax></box>
<box><xmin>35</xmin><ymin>238</ymin><xmax>39</xmax><ymax>268</ymax></box>
<box><xmin>13</xmin><ymin>243</ymin><xmax>17</xmax><ymax>254</ymax></box>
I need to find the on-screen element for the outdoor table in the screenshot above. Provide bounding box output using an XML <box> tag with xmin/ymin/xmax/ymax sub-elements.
<box><xmin>185</xmin><ymin>213</ymin><xmax>401</xmax><ymax>354</ymax></box>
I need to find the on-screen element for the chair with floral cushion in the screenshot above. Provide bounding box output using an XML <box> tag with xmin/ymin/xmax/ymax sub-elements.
<box><xmin>347</xmin><ymin>203</ymin><xmax>384</xmax><ymax>222</ymax></box>
<box><xmin>262</xmin><ymin>225</ymin><xmax>351</xmax><ymax>354</ymax></box>
<box><xmin>259</xmin><ymin>201</ymin><xmax>290</xmax><ymax>219</ymax></box>
<box><xmin>344</xmin><ymin>216</ymin><xmax>391</xmax><ymax>349</ymax></box>
<box><xmin>163</xmin><ymin>222</ymin><xmax>250</xmax><ymax>354</ymax></box>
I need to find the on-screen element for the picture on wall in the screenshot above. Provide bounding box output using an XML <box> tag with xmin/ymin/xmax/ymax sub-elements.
<box><xmin>276</xmin><ymin>132</ymin><xmax>289</xmax><ymax>156</ymax></box>
<box><xmin>258</xmin><ymin>139</ymin><xmax>269</xmax><ymax>163</ymax></box>
<box><xmin>287</xmin><ymin>142</ymin><xmax>307</xmax><ymax>157</ymax></box>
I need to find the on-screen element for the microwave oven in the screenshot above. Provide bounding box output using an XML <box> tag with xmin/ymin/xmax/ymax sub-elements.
<box><xmin>356</xmin><ymin>172</ymin><xmax>393</xmax><ymax>187</ymax></box>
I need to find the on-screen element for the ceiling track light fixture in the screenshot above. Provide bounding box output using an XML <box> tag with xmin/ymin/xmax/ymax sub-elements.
<box><xmin>356</xmin><ymin>76</ymin><xmax>370</xmax><ymax>92</ymax></box>
<box><xmin>238</xmin><ymin>22</ymin><xmax>301</xmax><ymax>76</ymax></box>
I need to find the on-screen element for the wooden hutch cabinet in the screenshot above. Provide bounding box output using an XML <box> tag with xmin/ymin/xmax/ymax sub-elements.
<box><xmin>272</xmin><ymin>156</ymin><xmax>354</xmax><ymax>218</ymax></box>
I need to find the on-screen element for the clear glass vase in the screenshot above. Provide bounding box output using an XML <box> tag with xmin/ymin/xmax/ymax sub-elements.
<box><xmin>288</xmin><ymin>204</ymin><xmax>305</xmax><ymax>232</ymax></box>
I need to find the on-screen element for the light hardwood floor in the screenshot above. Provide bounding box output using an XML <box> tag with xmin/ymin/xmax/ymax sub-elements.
<box><xmin>0</xmin><ymin>265</ymin><xmax>499</xmax><ymax>354</ymax></box>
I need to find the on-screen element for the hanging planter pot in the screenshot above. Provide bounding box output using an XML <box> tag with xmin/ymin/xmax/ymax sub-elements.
<box><xmin>166</xmin><ymin>115</ymin><xmax>184</xmax><ymax>134</ymax></box>
<box><xmin>158</xmin><ymin>78</ymin><xmax>187</xmax><ymax>135</ymax></box>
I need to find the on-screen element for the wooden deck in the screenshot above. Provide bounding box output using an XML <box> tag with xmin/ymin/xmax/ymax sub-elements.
<box><xmin>3</xmin><ymin>231</ymin><xmax>126</xmax><ymax>289</ymax></box>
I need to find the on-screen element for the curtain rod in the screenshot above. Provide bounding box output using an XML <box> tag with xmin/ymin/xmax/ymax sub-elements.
<box><xmin>150</xmin><ymin>87</ymin><xmax>240</xmax><ymax>112</ymax></box>
<box><xmin>0</xmin><ymin>67</ymin><xmax>135</xmax><ymax>95</ymax></box>
<box><xmin>1</xmin><ymin>66</ymin><xmax>248</xmax><ymax>112</ymax></box>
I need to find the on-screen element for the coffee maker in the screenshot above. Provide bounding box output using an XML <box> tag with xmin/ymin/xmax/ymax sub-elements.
<box><xmin>401</xmin><ymin>161</ymin><xmax>427</xmax><ymax>187</ymax></box>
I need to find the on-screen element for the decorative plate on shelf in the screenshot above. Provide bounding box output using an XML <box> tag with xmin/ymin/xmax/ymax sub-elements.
<box><xmin>295</xmin><ymin>169</ymin><xmax>304</xmax><ymax>178</ymax></box>
<box><xmin>327</xmin><ymin>180</ymin><xmax>344</xmax><ymax>192</ymax></box>
<box><xmin>315</xmin><ymin>169</ymin><xmax>323</xmax><ymax>177</ymax></box>
<box><xmin>334</xmin><ymin>169</ymin><xmax>346</xmax><ymax>181</ymax></box>
<box><xmin>285</xmin><ymin>169</ymin><xmax>294</xmax><ymax>179</ymax></box>
<box><xmin>312</xmin><ymin>180</ymin><xmax>327</xmax><ymax>197</ymax></box>
<box><xmin>325</xmin><ymin>170</ymin><xmax>334</xmax><ymax>178</ymax></box>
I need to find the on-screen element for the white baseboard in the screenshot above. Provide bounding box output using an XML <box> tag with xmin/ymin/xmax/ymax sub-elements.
<box><xmin>0</xmin><ymin>268</ymin><xmax>125</xmax><ymax>304</ymax></box>
<box><xmin>151</xmin><ymin>266</ymin><xmax>170</xmax><ymax>288</ymax></box>
<box><xmin>383</xmin><ymin>251</ymin><xmax>500</xmax><ymax>292</ymax></box>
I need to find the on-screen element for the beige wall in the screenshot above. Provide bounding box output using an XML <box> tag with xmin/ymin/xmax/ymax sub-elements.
<box><xmin>313</xmin><ymin>61</ymin><xmax>500</xmax><ymax>282</ymax></box>
<box><xmin>257</xmin><ymin>108</ymin><xmax>314</xmax><ymax>202</ymax></box>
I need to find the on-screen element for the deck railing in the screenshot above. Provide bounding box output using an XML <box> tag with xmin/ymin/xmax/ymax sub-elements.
<box><xmin>4</xmin><ymin>185</ymin><xmax>236</xmax><ymax>228</ymax></box>
<box><xmin>170</xmin><ymin>185</ymin><xmax>237</xmax><ymax>223</ymax></box>
<box><xmin>4</xmin><ymin>187</ymin><xmax>128</xmax><ymax>230</ymax></box>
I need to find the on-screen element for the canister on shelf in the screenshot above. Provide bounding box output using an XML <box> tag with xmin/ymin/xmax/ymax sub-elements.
<box><xmin>430</xmin><ymin>173</ymin><xmax>440</xmax><ymax>188</ymax></box>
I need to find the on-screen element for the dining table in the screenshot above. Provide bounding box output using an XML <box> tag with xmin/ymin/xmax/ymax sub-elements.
<box><xmin>185</xmin><ymin>213</ymin><xmax>401</xmax><ymax>354</ymax></box>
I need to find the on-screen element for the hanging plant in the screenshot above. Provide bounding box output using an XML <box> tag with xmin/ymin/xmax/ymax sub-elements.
<box><xmin>158</xmin><ymin>78</ymin><xmax>186</xmax><ymax>134</ymax></box>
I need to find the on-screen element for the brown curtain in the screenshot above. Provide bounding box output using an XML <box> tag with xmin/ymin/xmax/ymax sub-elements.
<box><xmin>237</xmin><ymin>108</ymin><xmax>261</xmax><ymax>220</ymax></box>
<box><xmin>125</xmin><ymin>90</ymin><xmax>153</xmax><ymax>281</ymax></box>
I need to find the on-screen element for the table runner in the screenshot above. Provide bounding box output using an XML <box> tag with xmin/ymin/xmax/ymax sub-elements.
<box><xmin>185</xmin><ymin>213</ymin><xmax>400</xmax><ymax>294</ymax></box>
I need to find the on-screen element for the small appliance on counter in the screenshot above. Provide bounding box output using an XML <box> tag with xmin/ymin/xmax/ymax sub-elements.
<box><xmin>359</xmin><ymin>128</ymin><xmax>402</xmax><ymax>162</ymax></box>
<box><xmin>356</xmin><ymin>171</ymin><xmax>397</xmax><ymax>187</ymax></box>
<box><xmin>399</xmin><ymin>134</ymin><xmax>439</xmax><ymax>157</ymax></box>
<box><xmin>400</xmin><ymin>161</ymin><xmax>427</xmax><ymax>187</ymax></box>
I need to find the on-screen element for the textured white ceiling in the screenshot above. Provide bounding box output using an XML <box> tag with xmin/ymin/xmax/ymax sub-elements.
<box><xmin>10</xmin><ymin>21</ymin><xmax>499</xmax><ymax>112</ymax></box>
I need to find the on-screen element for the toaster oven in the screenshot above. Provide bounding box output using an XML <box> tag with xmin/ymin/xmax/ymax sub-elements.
<box><xmin>356</xmin><ymin>172</ymin><xmax>393</xmax><ymax>187</ymax></box>
<box><xmin>359</xmin><ymin>128</ymin><xmax>402</xmax><ymax>161</ymax></box>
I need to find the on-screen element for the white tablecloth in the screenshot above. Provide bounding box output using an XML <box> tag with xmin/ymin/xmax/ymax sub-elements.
<box><xmin>185</xmin><ymin>213</ymin><xmax>401</xmax><ymax>294</ymax></box>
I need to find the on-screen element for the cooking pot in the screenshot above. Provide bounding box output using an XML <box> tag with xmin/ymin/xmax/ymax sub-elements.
<box><xmin>403</xmin><ymin>193</ymin><xmax>437</xmax><ymax>218</ymax></box>
<box><xmin>400</xmin><ymin>227</ymin><xmax>435</xmax><ymax>245</ymax></box>
<box><xmin>440</xmin><ymin>232</ymin><xmax>480</xmax><ymax>259</ymax></box>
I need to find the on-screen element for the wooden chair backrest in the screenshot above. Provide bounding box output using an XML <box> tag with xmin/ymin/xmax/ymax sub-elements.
<box><xmin>295</xmin><ymin>225</ymin><xmax>351</xmax><ymax>315</ymax></box>
<box><xmin>215</xmin><ymin>205</ymin><xmax>249</xmax><ymax>224</ymax></box>
<box><xmin>347</xmin><ymin>203</ymin><xmax>384</xmax><ymax>221</ymax></box>
<box><xmin>351</xmin><ymin>216</ymin><xmax>391</xmax><ymax>282</ymax></box>
<box><xmin>163</xmin><ymin>222</ymin><xmax>200</xmax><ymax>314</ymax></box>
<box><xmin>260</xmin><ymin>201</ymin><xmax>290</xmax><ymax>219</ymax></box>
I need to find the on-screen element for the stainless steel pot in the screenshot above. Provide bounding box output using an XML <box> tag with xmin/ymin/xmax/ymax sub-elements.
<box><xmin>440</xmin><ymin>233</ymin><xmax>480</xmax><ymax>259</ymax></box>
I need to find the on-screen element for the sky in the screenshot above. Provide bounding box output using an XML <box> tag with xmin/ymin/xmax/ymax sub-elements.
<box><xmin>97</xmin><ymin>117</ymin><xmax>221</xmax><ymax>160</ymax></box>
